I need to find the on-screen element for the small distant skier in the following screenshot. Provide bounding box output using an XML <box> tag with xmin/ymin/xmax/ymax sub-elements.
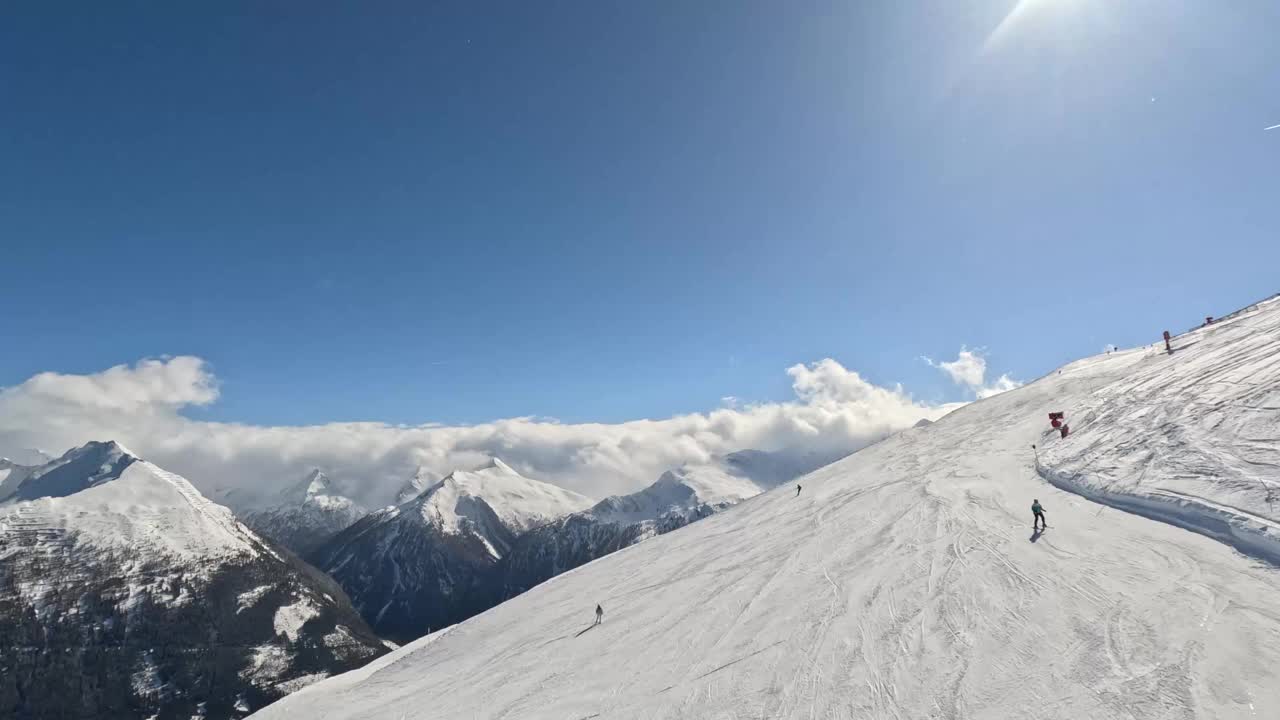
<box><xmin>1032</xmin><ymin>499</ymin><xmax>1047</xmax><ymax>531</ymax></box>
<box><xmin>594</xmin><ymin>604</ymin><xmax>603</xmax><ymax>625</ymax></box>
<box><xmin>796</xmin><ymin>484</ymin><xmax>802</xmax><ymax>497</ymax></box>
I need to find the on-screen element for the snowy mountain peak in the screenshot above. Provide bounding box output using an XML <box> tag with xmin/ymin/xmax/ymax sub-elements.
<box><xmin>421</xmin><ymin>460</ymin><xmax>594</xmax><ymax>536</ymax></box>
<box><xmin>7</xmin><ymin>440</ymin><xmax>138</xmax><ymax>502</ymax></box>
<box><xmin>312</xmin><ymin>459</ymin><xmax>593</xmax><ymax>641</ymax></box>
<box><xmin>473</xmin><ymin>456</ymin><xmax>512</xmax><ymax>474</ymax></box>
<box><xmin>1</xmin><ymin>451</ymin><xmax>387</xmax><ymax>717</ymax></box>
<box><xmin>588</xmin><ymin>449</ymin><xmax>839</xmax><ymax>525</ymax></box>
<box><xmin>590</xmin><ymin>463</ymin><xmax>763</xmax><ymax>524</ymax></box>
<box><xmin>396</xmin><ymin>465</ymin><xmax>441</xmax><ymax>504</ymax></box>
<box><xmin>281</xmin><ymin>468</ymin><xmax>335</xmax><ymax>504</ymax></box>
<box><xmin>242</xmin><ymin>468</ymin><xmax>368</xmax><ymax>556</ymax></box>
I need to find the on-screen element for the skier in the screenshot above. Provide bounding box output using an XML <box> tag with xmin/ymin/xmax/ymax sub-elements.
<box><xmin>594</xmin><ymin>604</ymin><xmax>603</xmax><ymax>625</ymax></box>
<box><xmin>796</xmin><ymin>484</ymin><xmax>802</xmax><ymax>497</ymax></box>
<box><xmin>1032</xmin><ymin>499</ymin><xmax>1047</xmax><ymax>531</ymax></box>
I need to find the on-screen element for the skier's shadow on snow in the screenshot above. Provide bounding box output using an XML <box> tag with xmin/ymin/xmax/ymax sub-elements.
<box><xmin>575</xmin><ymin>624</ymin><xmax>599</xmax><ymax>638</ymax></box>
<box><xmin>1029</xmin><ymin>528</ymin><xmax>1045</xmax><ymax>543</ymax></box>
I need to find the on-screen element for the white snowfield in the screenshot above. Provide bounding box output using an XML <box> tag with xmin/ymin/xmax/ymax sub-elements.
<box><xmin>254</xmin><ymin>300</ymin><xmax>1280</xmax><ymax>720</ymax></box>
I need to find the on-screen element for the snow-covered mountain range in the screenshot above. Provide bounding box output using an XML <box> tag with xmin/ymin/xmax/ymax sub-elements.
<box><xmin>308</xmin><ymin>458</ymin><xmax>594</xmax><ymax>642</ymax></box>
<box><xmin>0</xmin><ymin>442</ymin><xmax>388</xmax><ymax>719</ymax></box>
<box><xmin>252</xmin><ymin>296</ymin><xmax>1280</xmax><ymax>720</ymax></box>
<box><xmin>307</xmin><ymin>450</ymin><xmax>833</xmax><ymax>643</ymax></box>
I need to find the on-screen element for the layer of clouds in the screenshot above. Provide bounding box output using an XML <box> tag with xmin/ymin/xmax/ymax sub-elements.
<box><xmin>0</xmin><ymin>353</ymin><xmax>1000</xmax><ymax>507</ymax></box>
<box><xmin>923</xmin><ymin>348</ymin><xmax>1023</xmax><ymax>400</ymax></box>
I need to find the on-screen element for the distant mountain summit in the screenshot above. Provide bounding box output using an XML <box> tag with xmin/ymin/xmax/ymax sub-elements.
<box><xmin>243</xmin><ymin>469</ymin><xmax>368</xmax><ymax>556</ymax></box>
<box><xmin>0</xmin><ymin>442</ymin><xmax>387</xmax><ymax>719</ymax></box>
<box><xmin>311</xmin><ymin>458</ymin><xmax>594</xmax><ymax>642</ymax></box>
<box><xmin>396</xmin><ymin>465</ymin><xmax>441</xmax><ymax>504</ymax></box>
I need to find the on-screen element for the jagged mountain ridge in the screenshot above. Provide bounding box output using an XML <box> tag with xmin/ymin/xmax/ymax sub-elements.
<box><xmin>0</xmin><ymin>442</ymin><xmax>388</xmax><ymax>719</ymax></box>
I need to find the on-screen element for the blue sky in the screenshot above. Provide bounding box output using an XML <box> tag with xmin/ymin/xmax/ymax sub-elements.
<box><xmin>4</xmin><ymin>0</ymin><xmax>1278</xmax><ymax>427</ymax></box>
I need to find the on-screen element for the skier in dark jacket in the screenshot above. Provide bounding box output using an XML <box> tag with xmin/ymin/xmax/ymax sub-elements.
<box><xmin>1032</xmin><ymin>499</ymin><xmax>1047</xmax><ymax>530</ymax></box>
<box><xmin>594</xmin><ymin>604</ymin><xmax>603</xmax><ymax>625</ymax></box>
<box><xmin>796</xmin><ymin>484</ymin><xmax>802</xmax><ymax>497</ymax></box>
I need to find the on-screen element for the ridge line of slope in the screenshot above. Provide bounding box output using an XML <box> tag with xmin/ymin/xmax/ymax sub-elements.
<box><xmin>148</xmin><ymin>464</ymin><xmax>281</xmax><ymax>560</ymax></box>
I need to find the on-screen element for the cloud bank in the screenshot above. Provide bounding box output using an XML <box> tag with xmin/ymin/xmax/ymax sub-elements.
<box><xmin>923</xmin><ymin>348</ymin><xmax>1023</xmax><ymax>400</ymax></box>
<box><xmin>0</xmin><ymin>352</ymin><xmax>1012</xmax><ymax>506</ymax></box>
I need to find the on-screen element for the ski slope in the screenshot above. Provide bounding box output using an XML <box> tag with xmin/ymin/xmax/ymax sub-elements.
<box><xmin>255</xmin><ymin>300</ymin><xmax>1280</xmax><ymax>720</ymax></box>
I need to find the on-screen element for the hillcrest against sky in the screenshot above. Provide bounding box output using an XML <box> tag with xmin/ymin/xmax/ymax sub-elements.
<box><xmin>2</xmin><ymin>3</ymin><xmax>1277</xmax><ymax>485</ymax></box>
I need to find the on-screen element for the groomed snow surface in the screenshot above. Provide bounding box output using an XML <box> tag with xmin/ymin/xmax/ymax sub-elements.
<box><xmin>257</xmin><ymin>296</ymin><xmax>1278</xmax><ymax>719</ymax></box>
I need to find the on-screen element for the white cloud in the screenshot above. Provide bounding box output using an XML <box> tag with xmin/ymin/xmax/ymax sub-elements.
<box><xmin>0</xmin><ymin>356</ymin><xmax>965</xmax><ymax>506</ymax></box>
<box><xmin>924</xmin><ymin>348</ymin><xmax>1022</xmax><ymax>400</ymax></box>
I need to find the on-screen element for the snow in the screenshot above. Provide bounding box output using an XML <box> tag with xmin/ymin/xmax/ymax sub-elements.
<box><xmin>241</xmin><ymin>644</ymin><xmax>290</xmax><ymax>684</ymax></box>
<box><xmin>589</xmin><ymin>464</ymin><xmax>767</xmax><ymax>524</ymax></box>
<box><xmin>1038</xmin><ymin>295</ymin><xmax>1280</xmax><ymax>562</ymax></box>
<box><xmin>271</xmin><ymin>672</ymin><xmax>331</xmax><ymax>696</ymax></box>
<box><xmin>396</xmin><ymin>466</ymin><xmax>440</xmax><ymax>504</ymax></box>
<box><xmin>588</xmin><ymin>448</ymin><xmax>837</xmax><ymax>525</ymax></box>
<box><xmin>237</xmin><ymin>585</ymin><xmax>273</xmax><ymax>613</ymax></box>
<box><xmin>0</xmin><ymin>460</ymin><xmax>32</xmax><ymax>501</ymax></box>
<box><xmin>273</xmin><ymin>599</ymin><xmax>319</xmax><ymax>642</ymax></box>
<box><xmin>322</xmin><ymin>625</ymin><xmax>356</xmax><ymax>649</ymax></box>
<box><xmin>131</xmin><ymin>652</ymin><xmax>166</xmax><ymax>699</ymax></box>
<box><xmin>417</xmin><ymin>458</ymin><xmax>594</xmax><ymax>535</ymax></box>
<box><xmin>0</xmin><ymin>454</ymin><xmax>259</xmax><ymax>561</ymax></box>
<box><xmin>252</xmin><ymin>296</ymin><xmax>1280</xmax><ymax>720</ymax></box>
<box><xmin>242</xmin><ymin>468</ymin><xmax>367</xmax><ymax>555</ymax></box>
<box><xmin>1</xmin><ymin>440</ymin><xmax>136</xmax><ymax>502</ymax></box>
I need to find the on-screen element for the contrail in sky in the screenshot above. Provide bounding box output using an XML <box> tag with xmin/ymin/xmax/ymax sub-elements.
<box><xmin>1266</xmin><ymin>123</ymin><xmax>1280</xmax><ymax>131</ymax></box>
